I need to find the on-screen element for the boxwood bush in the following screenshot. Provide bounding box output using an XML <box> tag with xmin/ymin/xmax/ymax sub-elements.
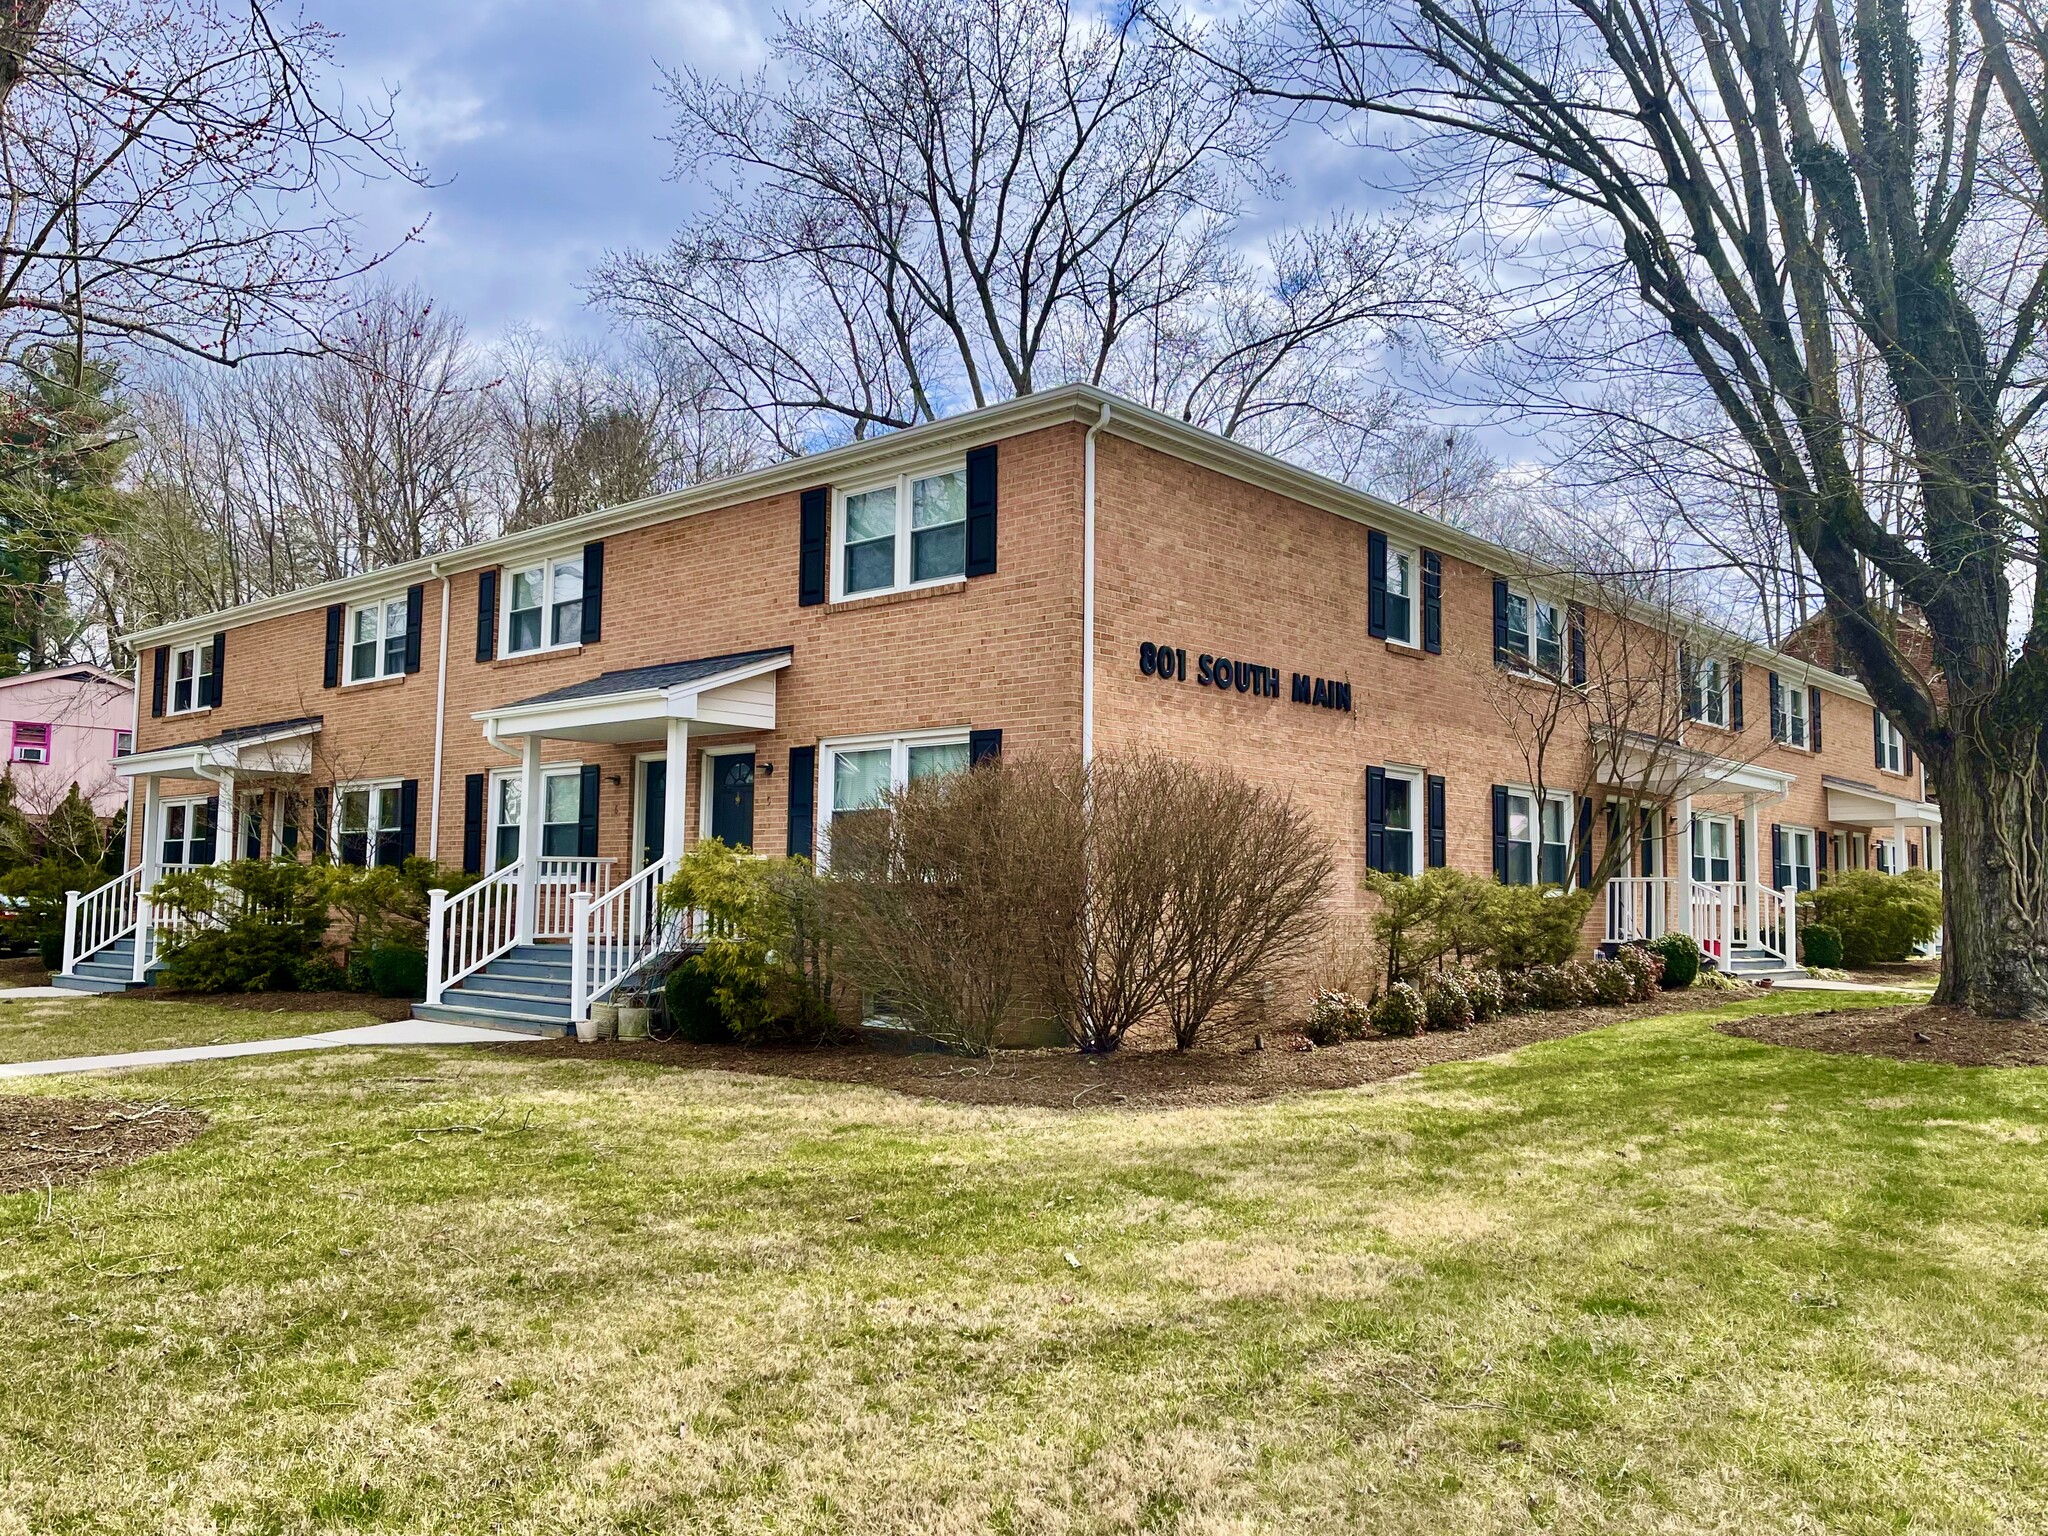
<box><xmin>1801</xmin><ymin>922</ymin><xmax>1844</xmax><ymax>970</ymax></box>
<box><xmin>1800</xmin><ymin>871</ymin><xmax>1941</xmax><ymax>968</ymax></box>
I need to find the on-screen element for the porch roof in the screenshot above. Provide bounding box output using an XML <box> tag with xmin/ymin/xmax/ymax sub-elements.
<box><xmin>116</xmin><ymin>714</ymin><xmax>323</xmax><ymax>781</ymax></box>
<box><xmin>1597</xmin><ymin>728</ymin><xmax>1799</xmax><ymax>800</ymax></box>
<box><xmin>475</xmin><ymin>647</ymin><xmax>793</xmax><ymax>743</ymax></box>
<box><xmin>1823</xmin><ymin>775</ymin><xmax>1943</xmax><ymax>830</ymax></box>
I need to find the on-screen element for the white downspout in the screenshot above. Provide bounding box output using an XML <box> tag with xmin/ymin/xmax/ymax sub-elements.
<box><xmin>1082</xmin><ymin>400</ymin><xmax>1111</xmax><ymax>767</ymax></box>
<box><xmin>427</xmin><ymin>564</ymin><xmax>451</xmax><ymax>862</ymax></box>
<box><xmin>123</xmin><ymin>651</ymin><xmax>142</xmax><ymax>874</ymax></box>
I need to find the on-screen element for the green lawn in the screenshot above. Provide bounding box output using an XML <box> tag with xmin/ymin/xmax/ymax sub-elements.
<box><xmin>0</xmin><ymin>997</ymin><xmax>363</xmax><ymax>1065</ymax></box>
<box><xmin>3</xmin><ymin>990</ymin><xmax>2044</xmax><ymax>1534</ymax></box>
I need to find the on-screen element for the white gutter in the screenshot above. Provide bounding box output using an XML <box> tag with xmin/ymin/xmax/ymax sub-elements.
<box><xmin>428</xmin><ymin>564</ymin><xmax>451</xmax><ymax>861</ymax></box>
<box><xmin>1082</xmin><ymin>400</ymin><xmax>1111</xmax><ymax>766</ymax></box>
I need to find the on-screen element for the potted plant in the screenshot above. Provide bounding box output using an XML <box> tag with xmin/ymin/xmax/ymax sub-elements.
<box><xmin>588</xmin><ymin>998</ymin><xmax>619</xmax><ymax>1039</ymax></box>
<box><xmin>615</xmin><ymin>987</ymin><xmax>653</xmax><ymax>1042</ymax></box>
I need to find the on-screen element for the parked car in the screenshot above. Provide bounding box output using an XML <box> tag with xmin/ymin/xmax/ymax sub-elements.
<box><xmin>0</xmin><ymin>896</ymin><xmax>32</xmax><ymax>956</ymax></box>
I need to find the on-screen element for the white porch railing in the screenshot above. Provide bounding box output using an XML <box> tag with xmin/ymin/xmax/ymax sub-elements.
<box><xmin>1603</xmin><ymin>876</ymin><xmax>1666</xmax><ymax>945</ymax></box>
<box><xmin>426</xmin><ymin>859</ymin><xmax>523</xmax><ymax>1006</ymax></box>
<box><xmin>532</xmin><ymin>857</ymin><xmax>617</xmax><ymax>941</ymax></box>
<box><xmin>1752</xmin><ymin>884</ymin><xmax>1797</xmax><ymax>964</ymax></box>
<box><xmin>567</xmin><ymin>858</ymin><xmax>679</xmax><ymax>1023</ymax></box>
<box><xmin>136</xmin><ymin>890</ymin><xmax>234</xmax><ymax>982</ymax></box>
<box><xmin>61</xmin><ymin>867</ymin><xmax>143</xmax><ymax>975</ymax></box>
<box><xmin>1690</xmin><ymin>880</ymin><xmax>1739</xmax><ymax>959</ymax></box>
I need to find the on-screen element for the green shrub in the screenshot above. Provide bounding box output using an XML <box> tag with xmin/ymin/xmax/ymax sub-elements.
<box><xmin>1587</xmin><ymin>958</ymin><xmax>1634</xmax><ymax>1005</ymax></box>
<box><xmin>293</xmin><ymin>956</ymin><xmax>348</xmax><ymax>992</ymax></box>
<box><xmin>663</xmin><ymin>957</ymin><xmax>732</xmax><ymax>1044</ymax></box>
<box><xmin>159</xmin><ymin>921</ymin><xmax>315</xmax><ymax>993</ymax></box>
<box><xmin>1422</xmin><ymin>975</ymin><xmax>1474</xmax><ymax>1032</ymax></box>
<box><xmin>0</xmin><ymin>857</ymin><xmax>108</xmax><ymax>961</ymax></box>
<box><xmin>1614</xmin><ymin>944</ymin><xmax>1664</xmax><ymax>1001</ymax></box>
<box><xmin>1362</xmin><ymin>869</ymin><xmax>1592</xmax><ymax>980</ymax></box>
<box><xmin>1302</xmin><ymin>989</ymin><xmax>1369</xmax><ymax>1045</ymax></box>
<box><xmin>1460</xmin><ymin>966</ymin><xmax>1505</xmax><ymax>1021</ymax></box>
<box><xmin>1485</xmin><ymin>887</ymin><xmax>1596</xmax><ymax>971</ymax></box>
<box><xmin>1523</xmin><ymin>962</ymin><xmax>1586</xmax><ymax>1010</ymax></box>
<box><xmin>1800</xmin><ymin>871</ymin><xmax>1942</xmax><ymax>967</ymax></box>
<box><xmin>662</xmin><ymin>841</ymin><xmax>842</xmax><ymax>1044</ymax></box>
<box><xmin>154</xmin><ymin>858</ymin><xmax>333</xmax><ymax>993</ymax></box>
<box><xmin>1369</xmin><ymin>981</ymin><xmax>1428</xmax><ymax>1038</ymax></box>
<box><xmin>368</xmin><ymin>946</ymin><xmax>427</xmax><ymax>999</ymax></box>
<box><xmin>1646</xmin><ymin>932</ymin><xmax>1701</xmax><ymax>989</ymax></box>
<box><xmin>1802</xmin><ymin>922</ymin><xmax>1844</xmax><ymax>969</ymax></box>
<box><xmin>38</xmin><ymin>929</ymin><xmax>61</xmax><ymax>972</ymax></box>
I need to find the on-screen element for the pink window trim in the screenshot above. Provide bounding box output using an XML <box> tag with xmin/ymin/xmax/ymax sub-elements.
<box><xmin>11</xmin><ymin>721</ymin><xmax>50</xmax><ymax>756</ymax></box>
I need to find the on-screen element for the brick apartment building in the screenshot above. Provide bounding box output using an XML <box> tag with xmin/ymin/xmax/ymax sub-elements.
<box><xmin>59</xmin><ymin>385</ymin><xmax>1941</xmax><ymax>1021</ymax></box>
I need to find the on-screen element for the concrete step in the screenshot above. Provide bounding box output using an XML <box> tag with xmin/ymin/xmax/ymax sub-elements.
<box><xmin>52</xmin><ymin>973</ymin><xmax>137</xmax><ymax>995</ymax></box>
<box><xmin>456</xmin><ymin>971</ymin><xmax>570</xmax><ymax>1001</ymax></box>
<box><xmin>482</xmin><ymin>956</ymin><xmax>574</xmax><ymax>982</ymax></box>
<box><xmin>411</xmin><ymin>1002</ymin><xmax>568</xmax><ymax>1036</ymax></box>
<box><xmin>440</xmin><ymin>983</ymin><xmax>572</xmax><ymax>1020</ymax></box>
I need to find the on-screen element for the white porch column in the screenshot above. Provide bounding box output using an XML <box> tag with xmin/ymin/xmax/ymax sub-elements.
<box><xmin>662</xmin><ymin>717</ymin><xmax>689</xmax><ymax>869</ymax></box>
<box><xmin>216</xmin><ymin>771</ymin><xmax>236</xmax><ymax>864</ymax></box>
<box><xmin>1673</xmin><ymin>794</ymin><xmax>1694</xmax><ymax>939</ymax></box>
<box><xmin>1743</xmin><ymin>793</ymin><xmax>1762</xmax><ymax>947</ymax></box>
<box><xmin>515</xmin><ymin>733</ymin><xmax>545</xmax><ymax>944</ymax></box>
<box><xmin>1895</xmin><ymin>822</ymin><xmax>1910</xmax><ymax>872</ymax></box>
<box><xmin>139</xmin><ymin>775</ymin><xmax>163</xmax><ymax>888</ymax></box>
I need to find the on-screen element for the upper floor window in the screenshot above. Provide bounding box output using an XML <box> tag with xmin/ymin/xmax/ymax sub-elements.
<box><xmin>836</xmin><ymin>466</ymin><xmax>967</xmax><ymax>600</ymax></box>
<box><xmin>349</xmin><ymin>596</ymin><xmax>411</xmax><ymax>682</ymax></box>
<box><xmin>1876</xmin><ymin>712</ymin><xmax>1906</xmax><ymax>775</ymax></box>
<box><xmin>1770</xmin><ymin>675</ymin><xmax>1809</xmax><ymax>748</ymax></box>
<box><xmin>10</xmin><ymin>722</ymin><xmax>49</xmax><ymax>764</ymax></box>
<box><xmin>169</xmin><ymin>638</ymin><xmax>213</xmax><ymax>715</ymax></box>
<box><xmin>1381</xmin><ymin>541</ymin><xmax>1418</xmax><ymax>647</ymax></box>
<box><xmin>114</xmin><ymin>729</ymin><xmax>133</xmax><ymax>757</ymax></box>
<box><xmin>1501</xmin><ymin>585</ymin><xmax>1565</xmax><ymax>675</ymax></box>
<box><xmin>505</xmin><ymin>552</ymin><xmax>583</xmax><ymax>655</ymax></box>
<box><xmin>1690</xmin><ymin>655</ymin><xmax>1730</xmax><ymax>728</ymax></box>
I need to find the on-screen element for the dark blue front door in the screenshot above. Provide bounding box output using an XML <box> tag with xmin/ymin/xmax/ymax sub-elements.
<box><xmin>710</xmin><ymin>752</ymin><xmax>755</xmax><ymax>849</ymax></box>
<box><xmin>641</xmin><ymin>759</ymin><xmax>666</xmax><ymax>870</ymax></box>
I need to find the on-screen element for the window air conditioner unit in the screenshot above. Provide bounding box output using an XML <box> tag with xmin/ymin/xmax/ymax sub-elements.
<box><xmin>13</xmin><ymin>746</ymin><xmax>47</xmax><ymax>764</ymax></box>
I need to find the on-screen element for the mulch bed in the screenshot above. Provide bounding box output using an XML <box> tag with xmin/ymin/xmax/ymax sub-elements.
<box><xmin>0</xmin><ymin>955</ymin><xmax>49</xmax><ymax>988</ymax></box>
<box><xmin>494</xmin><ymin>990</ymin><xmax>1732</xmax><ymax>1111</ymax></box>
<box><xmin>123</xmin><ymin>987</ymin><xmax>417</xmax><ymax>1022</ymax></box>
<box><xmin>1719</xmin><ymin>1003</ymin><xmax>2048</xmax><ymax>1067</ymax></box>
<box><xmin>0</xmin><ymin>1098</ymin><xmax>207</xmax><ymax>1196</ymax></box>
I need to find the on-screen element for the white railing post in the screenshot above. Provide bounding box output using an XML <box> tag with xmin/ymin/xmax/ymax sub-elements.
<box><xmin>132</xmin><ymin>899</ymin><xmax>152</xmax><ymax>984</ymax></box>
<box><xmin>426</xmin><ymin>887</ymin><xmax>448</xmax><ymax>1006</ymax></box>
<box><xmin>1786</xmin><ymin>886</ymin><xmax>1799</xmax><ymax>966</ymax></box>
<box><xmin>569</xmin><ymin>892</ymin><xmax>591</xmax><ymax>1024</ymax></box>
<box><xmin>60</xmin><ymin>889</ymin><xmax>80</xmax><ymax>975</ymax></box>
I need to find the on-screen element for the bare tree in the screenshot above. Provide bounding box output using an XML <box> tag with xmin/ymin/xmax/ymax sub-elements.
<box><xmin>0</xmin><ymin>1</ymin><xmax>423</xmax><ymax>370</ymax></box>
<box><xmin>593</xmin><ymin>0</ymin><xmax>1463</xmax><ymax>468</ymax></box>
<box><xmin>1179</xmin><ymin>0</ymin><xmax>2048</xmax><ymax>1016</ymax></box>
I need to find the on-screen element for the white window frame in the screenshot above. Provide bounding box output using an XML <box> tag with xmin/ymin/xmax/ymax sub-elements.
<box><xmin>487</xmin><ymin>763</ymin><xmax>586</xmax><ymax>871</ymax></box>
<box><xmin>1876</xmin><ymin>713</ymin><xmax>1906</xmax><ymax>775</ymax></box>
<box><xmin>1379</xmin><ymin>765</ymin><xmax>1425</xmax><ymax>874</ymax></box>
<box><xmin>1691</xmin><ymin>813</ymin><xmax>1736</xmax><ymax>885</ymax></box>
<box><xmin>345</xmin><ymin>594</ymin><xmax>412</xmax><ymax>683</ymax></box>
<box><xmin>816</xmin><ymin>727</ymin><xmax>972</xmax><ymax>863</ymax></box>
<box><xmin>1780</xmin><ymin>825</ymin><xmax>1816</xmax><ymax>892</ymax></box>
<box><xmin>697</xmin><ymin>743</ymin><xmax>759</xmax><ymax>845</ymax></box>
<box><xmin>1776</xmin><ymin>682</ymin><xmax>1808</xmax><ymax>748</ymax></box>
<box><xmin>1503</xmin><ymin>784</ymin><xmax>1575</xmax><ymax>888</ymax></box>
<box><xmin>1691</xmin><ymin>654</ymin><xmax>1731</xmax><ymax>729</ymax></box>
<box><xmin>158</xmin><ymin>794</ymin><xmax>217</xmax><ymax>871</ymax></box>
<box><xmin>1501</xmin><ymin>583</ymin><xmax>1567</xmax><ymax>678</ymax></box>
<box><xmin>332</xmin><ymin>778</ymin><xmax>405</xmax><ymax>869</ymax></box>
<box><xmin>830</xmin><ymin>460</ymin><xmax>970</xmax><ymax>602</ymax></box>
<box><xmin>114</xmin><ymin>729</ymin><xmax>133</xmax><ymax>758</ymax></box>
<box><xmin>167</xmin><ymin>638</ymin><xmax>213</xmax><ymax>716</ymax></box>
<box><xmin>501</xmin><ymin>551</ymin><xmax>585</xmax><ymax>658</ymax></box>
<box><xmin>1381</xmin><ymin>540</ymin><xmax>1421</xmax><ymax>649</ymax></box>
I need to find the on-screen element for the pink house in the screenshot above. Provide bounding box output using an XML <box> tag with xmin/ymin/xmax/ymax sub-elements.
<box><xmin>0</xmin><ymin>664</ymin><xmax>136</xmax><ymax>821</ymax></box>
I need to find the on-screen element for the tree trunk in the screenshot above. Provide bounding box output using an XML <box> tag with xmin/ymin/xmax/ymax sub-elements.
<box><xmin>1928</xmin><ymin>730</ymin><xmax>2048</xmax><ymax>1018</ymax></box>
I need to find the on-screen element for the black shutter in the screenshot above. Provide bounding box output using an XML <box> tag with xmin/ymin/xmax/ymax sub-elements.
<box><xmin>1874</xmin><ymin>706</ymin><xmax>1884</xmax><ymax>767</ymax></box>
<box><xmin>1904</xmin><ymin>741</ymin><xmax>1915</xmax><ymax>776</ymax></box>
<box><xmin>577</xmin><ymin>763</ymin><xmax>601</xmax><ymax>858</ymax></box>
<box><xmin>1730</xmin><ymin>667</ymin><xmax>1745</xmax><ymax>732</ymax></box>
<box><xmin>206</xmin><ymin>631</ymin><xmax>226</xmax><ymax>707</ymax></box>
<box><xmin>1816</xmin><ymin>831</ymin><xmax>1829</xmax><ymax>875</ymax></box>
<box><xmin>461</xmin><ymin>773</ymin><xmax>486</xmax><ymax>875</ymax></box>
<box><xmin>404</xmin><ymin>585</ymin><xmax>425</xmax><ymax>674</ymax></box>
<box><xmin>1809</xmin><ymin>685</ymin><xmax>1823</xmax><ymax>752</ymax></box>
<box><xmin>1365</xmin><ymin>765</ymin><xmax>1387</xmax><ymax>871</ymax></box>
<box><xmin>1426</xmin><ymin>774</ymin><xmax>1447</xmax><ymax>868</ymax></box>
<box><xmin>323</xmin><ymin>604</ymin><xmax>344</xmax><ymax>688</ymax></box>
<box><xmin>1772</xmin><ymin>824</ymin><xmax>1787</xmax><ymax>891</ymax></box>
<box><xmin>1421</xmin><ymin>550</ymin><xmax>1442</xmax><ymax>654</ymax></box>
<box><xmin>1736</xmin><ymin>819</ymin><xmax>1747</xmax><ymax>883</ymax></box>
<box><xmin>1769</xmin><ymin>671</ymin><xmax>1783</xmax><ymax>741</ymax></box>
<box><xmin>581</xmin><ymin>541</ymin><xmax>605</xmax><ymax>643</ymax></box>
<box><xmin>1491</xmin><ymin>785</ymin><xmax>1509</xmax><ymax>881</ymax></box>
<box><xmin>1367</xmin><ymin>530</ymin><xmax>1389</xmax><ymax>639</ymax></box>
<box><xmin>1680</xmin><ymin>642</ymin><xmax>1699</xmax><ymax>720</ymax></box>
<box><xmin>798</xmin><ymin>487</ymin><xmax>829</xmax><ymax>606</ymax></box>
<box><xmin>1576</xmin><ymin>797</ymin><xmax>1593</xmax><ymax>889</ymax></box>
<box><xmin>313</xmin><ymin>786</ymin><xmax>331</xmax><ymax>860</ymax></box>
<box><xmin>281</xmin><ymin>795</ymin><xmax>299</xmax><ymax>853</ymax></box>
<box><xmin>398</xmin><ymin>779</ymin><xmax>420</xmax><ymax>861</ymax></box>
<box><xmin>968</xmin><ymin>728</ymin><xmax>1002</xmax><ymax>765</ymax></box>
<box><xmin>965</xmin><ymin>444</ymin><xmax>998</xmax><ymax>577</ymax></box>
<box><xmin>195</xmin><ymin>796</ymin><xmax>219</xmax><ymax>864</ymax></box>
<box><xmin>786</xmin><ymin>745</ymin><xmax>816</xmax><ymax>859</ymax></box>
<box><xmin>476</xmin><ymin>568</ymin><xmax>499</xmax><ymax>662</ymax></box>
<box><xmin>151</xmin><ymin>645</ymin><xmax>167</xmax><ymax>717</ymax></box>
<box><xmin>1567</xmin><ymin>602</ymin><xmax>1587</xmax><ymax>686</ymax></box>
<box><xmin>1492</xmin><ymin>580</ymin><xmax>1510</xmax><ymax>665</ymax></box>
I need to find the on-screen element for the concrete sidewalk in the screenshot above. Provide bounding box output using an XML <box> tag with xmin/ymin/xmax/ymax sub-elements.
<box><xmin>0</xmin><ymin>1018</ymin><xmax>528</xmax><ymax>1080</ymax></box>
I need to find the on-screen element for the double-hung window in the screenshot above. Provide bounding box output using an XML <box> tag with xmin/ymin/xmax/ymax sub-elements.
<box><xmin>1380</xmin><ymin>768</ymin><xmax>1422</xmax><ymax>874</ymax></box>
<box><xmin>1779</xmin><ymin>826</ymin><xmax>1815</xmax><ymax>892</ymax></box>
<box><xmin>348</xmin><ymin>595</ymin><xmax>411</xmax><ymax>682</ymax></box>
<box><xmin>168</xmin><ymin>639</ymin><xmax>213</xmax><ymax>715</ymax></box>
<box><xmin>1876</xmin><ymin>712</ymin><xmax>1906</xmax><ymax>774</ymax></box>
<box><xmin>114</xmin><ymin>730</ymin><xmax>133</xmax><ymax>757</ymax></box>
<box><xmin>1779</xmin><ymin>683</ymin><xmax>1808</xmax><ymax>747</ymax></box>
<box><xmin>504</xmin><ymin>553</ymin><xmax>583</xmax><ymax>655</ymax></box>
<box><xmin>1691</xmin><ymin>655</ymin><xmax>1729</xmax><ymax>727</ymax></box>
<box><xmin>1501</xmin><ymin>585</ymin><xmax>1565</xmax><ymax>675</ymax></box>
<box><xmin>1503</xmin><ymin>788</ymin><xmax>1574</xmax><ymax>886</ymax></box>
<box><xmin>1382</xmin><ymin>542</ymin><xmax>1418</xmax><ymax>646</ymax></box>
<box><xmin>818</xmin><ymin>730</ymin><xmax>972</xmax><ymax>856</ymax></box>
<box><xmin>159</xmin><ymin>796</ymin><xmax>216</xmax><ymax>870</ymax></box>
<box><xmin>335</xmin><ymin>781</ymin><xmax>404</xmax><ymax>868</ymax></box>
<box><xmin>490</xmin><ymin>766</ymin><xmax>585</xmax><ymax>869</ymax></box>
<box><xmin>835</xmin><ymin>466</ymin><xmax>968</xmax><ymax>599</ymax></box>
